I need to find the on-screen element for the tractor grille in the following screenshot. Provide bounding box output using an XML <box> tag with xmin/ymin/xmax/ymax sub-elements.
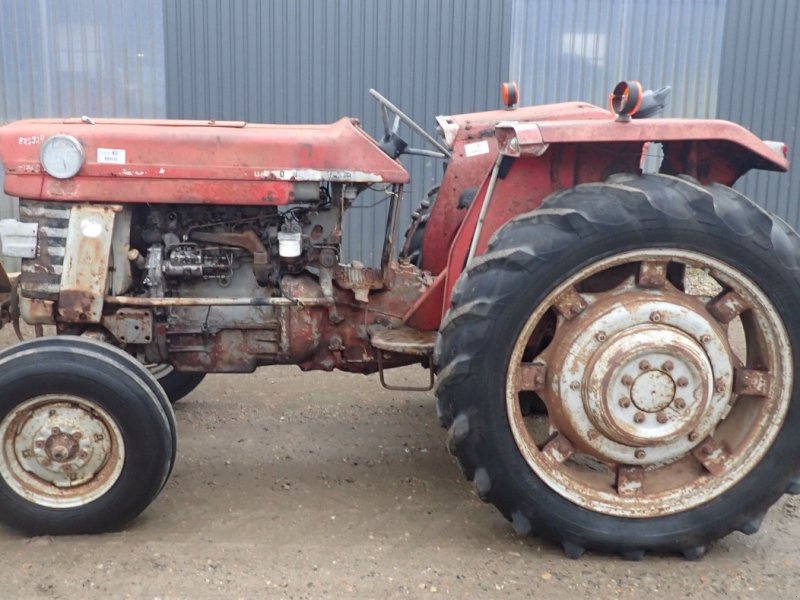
<box><xmin>18</xmin><ymin>200</ymin><xmax>70</xmax><ymax>300</ymax></box>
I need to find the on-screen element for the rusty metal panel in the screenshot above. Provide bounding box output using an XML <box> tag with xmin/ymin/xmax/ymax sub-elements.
<box><xmin>716</xmin><ymin>0</ymin><xmax>800</xmax><ymax>229</ymax></box>
<box><xmin>0</xmin><ymin>0</ymin><xmax>167</xmax><ymax>271</ymax></box>
<box><xmin>59</xmin><ymin>204</ymin><xmax>118</xmax><ymax>323</ymax></box>
<box><xmin>164</xmin><ymin>0</ymin><xmax>513</xmax><ymax>266</ymax></box>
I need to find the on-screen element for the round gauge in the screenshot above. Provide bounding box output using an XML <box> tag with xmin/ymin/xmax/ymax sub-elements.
<box><xmin>40</xmin><ymin>134</ymin><xmax>85</xmax><ymax>179</ymax></box>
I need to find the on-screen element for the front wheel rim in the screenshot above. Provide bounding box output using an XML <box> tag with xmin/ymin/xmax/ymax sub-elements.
<box><xmin>506</xmin><ymin>248</ymin><xmax>792</xmax><ymax>518</ymax></box>
<box><xmin>0</xmin><ymin>395</ymin><xmax>126</xmax><ymax>508</ymax></box>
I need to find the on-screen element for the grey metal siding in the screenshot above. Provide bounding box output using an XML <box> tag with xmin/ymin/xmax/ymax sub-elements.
<box><xmin>716</xmin><ymin>0</ymin><xmax>799</xmax><ymax>226</ymax></box>
<box><xmin>510</xmin><ymin>0</ymin><xmax>727</xmax><ymax>118</ymax></box>
<box><xmin>0</xmin><ymin>0</ymin><xmax>167</xmax><ymax>270</ymax></box>
<box><xmin>164</xmin><ymin>0</ymin><xmax>512</xmax><ymax>265</ymax></box>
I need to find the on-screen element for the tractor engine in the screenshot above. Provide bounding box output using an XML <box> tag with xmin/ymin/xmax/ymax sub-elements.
<box><xmin>13</xmin><ymin>182</ymin><xmax>414</xmax><ymax>374</ymax></box>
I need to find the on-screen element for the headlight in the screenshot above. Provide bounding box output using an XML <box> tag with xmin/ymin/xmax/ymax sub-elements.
<box><xmin>40</xmin><ymin>134</ymin><xmax>85</xmax><ymax>179</ymax></box>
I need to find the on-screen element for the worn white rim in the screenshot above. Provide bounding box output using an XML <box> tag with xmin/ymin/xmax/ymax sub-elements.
<box><xmin>506</xmin><ymin>249</ymin><xmax>793</xmax><ymax>518</ymax></box>
<box><xmin>0</xmin><ymin>395</ymin><xmax>126</xmax><ymax>508</ymax></box>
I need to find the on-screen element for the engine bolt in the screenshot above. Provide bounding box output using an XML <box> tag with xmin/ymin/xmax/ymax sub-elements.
<box><xmin>701</xmin><ymin>443</ymin><xmax>714</xmax><ymax>456</ymax></box>
<box><xmin>650</xmin><ymin>311</ymin><xmax>662</xmax><ymax>323</ymax></box>
<box><xmin>621</xmin><ymin>375</ymin><xmax>633</xmax><ymax>386</ymax></box>
<box><xmin>700</xmin><ymin>334</ymin><xmax>712</xmax><ymax>345</ymax></box>
<box><xmin>51</xmin><ymin>427</ymin><xmax>61</xmax><ymax>435</ymax></box>
<box><xmin>35</xmin><ymin>440</ymin><xmax>45</xmax><ymax>448</ymax></box>
<box><xmin>676</xmin><ymin>377</ymin><xmax>689</xmax><ymax>387</ymax></box>
<box><xmin>41</xmin><ymin>459</ymin><xmax>51</xmax><ymax>467</ymax></box>
<box><xmin>674</xmin><ymin>398</ymin><xmax>686</xmax><ymax>409</ymax></box>
<box><xmin>570</xmin><ymin>381</ymin><xmax>580</xmax><ymax>391</ymax></box>
<box><xmin>714</xmin><ymin>380</ymin><xmax>725</xmax><ymax>393</ymax></box>
<box><xmin>595</xmin><ymin>331</ymin><xmax>607</xmax><ymax>342</ymax></box>
<box><xmin>619</xmin><ymin>397</ymin><xmax>631</xmax><ymax>408</ymax></box>
<box><xmin>73</xmin><ymin>432</ymin><xmax>82</xmax><ymax>440</ymax></box>
<box><xmin>587</xmin><ymin>429</ymin><xmax>599</xmax><ymax>440</ymax></box>
<box><xmin>688</xmin><ymin>431</ymin><xmax>699</xmax><ymax>442</ymax></box>
<box><xmin>79</xmin><ymin>451</ymin><xmax>89</xmax><ymax>459</ymax></box>
<box><xmin>662</xmin><ymin>361</ymin><xmax>674</xmax><ymax>372</ymax></box>
<box><xmin>634</xmin><ymin>449</ymin><xmax>646</xmax><ymax>460</ymax></box>
<box><xmin>48</xmin><ymin>409</ymin><xmax>56</xmax><ymax>417</ymax></box>
<box><xmin>22</xmin><ymin>449</ymin><xmax>32</xmax><ymax>458</ymax></box>
<box><xmin>656</xmin><ymin>412</ymin><xmax>668</xmax><ymax>424</ymax></box>
<box><xmin>639</xmin><ymin>360</ymin><xmax>650</xmax><ymax>371</ymax></box>
<box><xmin>633</xmin><ymin>412</ymin><xmax>646</xmax><ymax>424</ymax></box>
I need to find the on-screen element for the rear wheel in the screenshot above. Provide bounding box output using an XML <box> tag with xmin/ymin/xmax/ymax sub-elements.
<box><xmin>0</xmin><ymin>336</ymin><xmax>176</xmax><ymax>535</ymax></box>
<box><xmin>435</xmin><ymin>173</ymin><xmax>800</xmax><ymax>558</ymax></box>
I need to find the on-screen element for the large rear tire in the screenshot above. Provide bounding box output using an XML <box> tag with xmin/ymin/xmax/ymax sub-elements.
<box><xmin>435</xmin><ymin>173</ymin><xmax>800</xmax><ymax>559</ymax></box>
<box><xmin>0</xmin><ymin>336</ymin><xmax>176</xmax><ymax>535</ymax></box>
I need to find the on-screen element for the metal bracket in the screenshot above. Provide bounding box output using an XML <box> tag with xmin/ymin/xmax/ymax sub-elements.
<box><xmin>376</xmin><ymin>351</ymin><xmax>435</xmax><ymax>392</ymax></box>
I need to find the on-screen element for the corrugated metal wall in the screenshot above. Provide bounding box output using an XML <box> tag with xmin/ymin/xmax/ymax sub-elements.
<box><xmin>716</xmin><ymin>0</ymin><xmax>800</xmax><ymax>225</ymax></box>
<box><xmin>510</xmin><ymin>0</ymin><xmax>797</xmax><ymax>227</ymax></box>
<box><xmin>0</xmin><ymin>0</ymin><xmax>166</xmax><ymax>270</ymax></box>
<box><xmin>164</xmin><ymin>0</ymin><xmax>512</xmax><ymax>265</ymax></box>
<box><xmin>510</xmin><ymin>0</ymin><xmax>727</xmax><ymax>118</ymax></box>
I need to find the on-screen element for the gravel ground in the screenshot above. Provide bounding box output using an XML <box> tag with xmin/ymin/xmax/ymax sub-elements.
<box><xmin>0</xmin><ymin>327</ymin><xmax>799</xmax><ymax>599</ymax></box>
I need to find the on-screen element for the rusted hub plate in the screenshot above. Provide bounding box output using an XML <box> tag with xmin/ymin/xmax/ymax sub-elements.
<box><xmin>506</xmin><ymin>249</ymin><xmax>792</xmax><ymax>518</ymax></box>
<box><xmin>0</xmin><ymin>395</ymin><xmax>125</xmax><ymax>508</ymax></box>
<box><xmin>547</xmin><ymin>294</ymin><xmax>733</xmax><ymax>465</ymax></box>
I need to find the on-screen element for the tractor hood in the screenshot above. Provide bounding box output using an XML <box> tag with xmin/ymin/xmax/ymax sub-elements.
<box><xmin>0</xmin><ymin>117</ymin><xmax>409</xmax><ymax>205</ymax></box>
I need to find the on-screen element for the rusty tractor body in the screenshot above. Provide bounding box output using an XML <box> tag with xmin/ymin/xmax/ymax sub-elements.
<box><xmin>0</xmin><ymin>83</ymin><xmax>796</xmax><ymax>559</ymax></box>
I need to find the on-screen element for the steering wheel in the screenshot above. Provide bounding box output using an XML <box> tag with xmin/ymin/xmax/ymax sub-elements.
<box><xmin>369</xmin><ymin>89</ymin><xmax>451</xmax><ymax>159</ymax></box>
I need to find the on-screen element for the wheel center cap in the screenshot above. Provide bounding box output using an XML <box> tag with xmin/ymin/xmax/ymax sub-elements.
<box><xmin>631</xmin><ymin>370</ymin><xmax>675</xmax><ymax>412</ymax></box>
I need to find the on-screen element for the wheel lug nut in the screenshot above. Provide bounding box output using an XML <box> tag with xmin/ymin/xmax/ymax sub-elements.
<box><xmin>595</xmin><ymin>331</ymin><xmax>607</xmax><ymax>342</ymax></box>
<box><xmin>662</xmin><ymin>361</ymin><xmax>674</xmax><ymax>372</ymax></box>
<box><xmin>621</xmin><ymin>375</ymin><xmax>633</xmax><ymax>386</ymax></box>
<box><xmin>650</xmin><ymin>311</ymin><xmax>662</xmax><ymax>323</ymax></box>
<box><xmin>674</xmin><ymin>398</ymin><xmax>686</xmax><ymax>409</ymax></box>
<box><xmin>634</xmin><ymin>449</ymin><xmax>646</xmax><ymax>459</ymax></box>
<box><xmin>633</xmin><ymin>412</ymin><xmax>646</xmax><ymax>424</ymax></box>
<box><xmin>639</xmin><ymin>360</ymin><xmax>650</xmax><ymax>371</ymax></box>
<box><xmin>656</xmin><ymin>412</ymin><xmax>668</xmax><ymax>424</ymax></box>
<box><xmin>619</xmin><ymin>397</ymin><xmax>631</xmax><ymax>408</ymax></box>
<box><xmin>676</xmin><ymin>377</ymin><xmax>688</xmax><ymax>387</ymax></box>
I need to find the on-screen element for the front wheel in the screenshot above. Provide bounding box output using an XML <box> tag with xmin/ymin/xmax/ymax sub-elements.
<box><xmin>0</xmin><ymin>336</ymin><xmax>176</xmax><ymax>535</ymax></box>
<box><xmin>435</xmin><ymin>173</ymin><xmax>800</xmax><ymax>559</ymax></box>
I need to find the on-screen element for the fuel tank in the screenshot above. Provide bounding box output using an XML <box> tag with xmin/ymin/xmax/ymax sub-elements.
<box><xmin>0</xmin><ymin>117</ymin><xmax>409</xmax><ymax>205</ymax></box>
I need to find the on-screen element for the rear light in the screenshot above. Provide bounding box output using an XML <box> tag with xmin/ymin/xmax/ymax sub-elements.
<box><xmin>764</xmin><ymin>140</ymin><xmax>789</xmax><ymax>159</ymax></box>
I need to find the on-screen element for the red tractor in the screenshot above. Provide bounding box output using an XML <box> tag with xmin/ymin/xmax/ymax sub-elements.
<box><xmin>0</xmin><ymin>81</ymin><xmax>795</xmax><ymax>560</ymax></box>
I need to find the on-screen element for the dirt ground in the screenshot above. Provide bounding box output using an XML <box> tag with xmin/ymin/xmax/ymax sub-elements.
<box><xmin>0</xmin><ymin>329</ymin><xmax>799</xmax><ymax>599</ymax></box>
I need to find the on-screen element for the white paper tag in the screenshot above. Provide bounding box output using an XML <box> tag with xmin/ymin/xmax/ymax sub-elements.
<box><xmin>464</xmin><ymin>140</ymin><xmax>490</xmax><ymax>157</ymax></box>
<box><xmin>97</xmin><ymin>148</ymin><xmax>126</xmax><ymax>164</ymax></box>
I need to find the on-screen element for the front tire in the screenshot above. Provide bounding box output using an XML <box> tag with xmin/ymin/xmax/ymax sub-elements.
<box><xmin>435</xmin><ymin>173</ymin><xmax>800</xmax><ymax>558</ymax></box>
<box><xmin>0</xmin><ymin>336</ymin><xmax>176</xmax><ymax>535</ymax></box>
